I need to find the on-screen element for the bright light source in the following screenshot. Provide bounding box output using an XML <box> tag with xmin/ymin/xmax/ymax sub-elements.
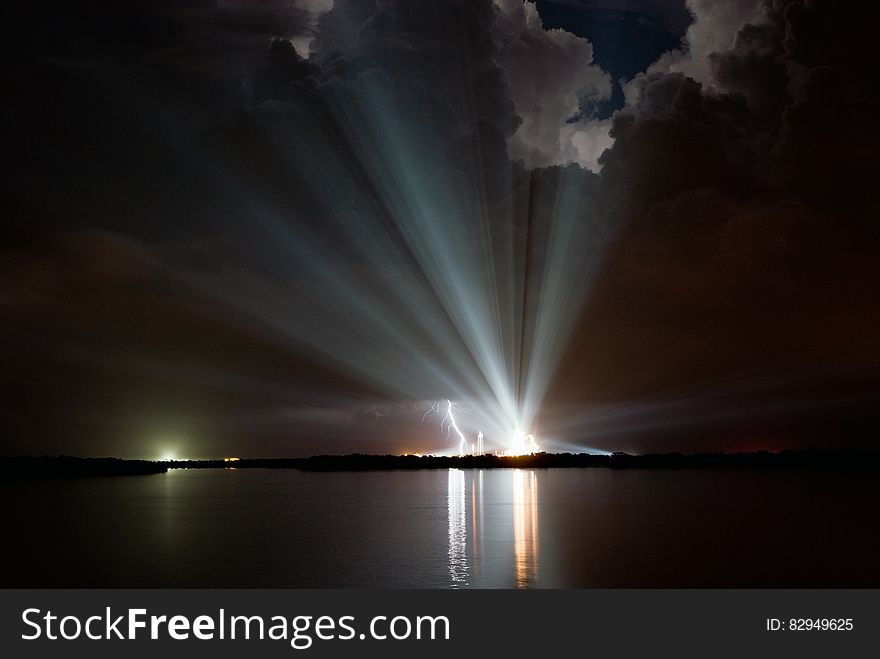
<box><xmin>500</xmin><ymin>428</ymin><xmax>540</xmax><ymax>457</ymax></box>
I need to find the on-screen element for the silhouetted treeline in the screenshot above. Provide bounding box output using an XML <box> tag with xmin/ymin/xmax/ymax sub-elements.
<box><xmin>0</xmin><ymin>456</ymin><xmax>167</xmax><ymax>480</ymax></box>
<box><xmin>4</xmin><ymin>449</ymin><xmax>879</xmax><ymax>479</ymax></box>
<box><xmin>167</xmin><ymin>448</ymin><xmax>880</xmax><ymax>472</ymax></box>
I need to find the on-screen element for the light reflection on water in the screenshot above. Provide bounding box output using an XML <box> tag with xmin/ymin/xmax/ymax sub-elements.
<box><xmin>448</xmin><ymin>468</ymin><xmax>539</xmax><ymax>588</ymax></box>
<box><xmin>447</xmin><ymin>468</ymin><xmax>469</xmax><ymax>586</ymax></box>
<box><xmin>513</xmin><ymin>469</ymin><xmax>539</xmax><ymax>588</ymax></box>
<box><xmin>7</xmin><ymin>468</ymin><xmax>879</xmax><ymax>588</ymax></box>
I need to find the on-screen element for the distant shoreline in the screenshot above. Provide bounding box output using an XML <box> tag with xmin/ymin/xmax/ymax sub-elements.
<box><xmin>2</xmin><ymin>449</ymin><xmax>879</xmax><ymax>479</ymax></box>
<box><xmin>0</xmin><ymin>456</ymin><xmax>168</xmax><ymax>480</ymax></box>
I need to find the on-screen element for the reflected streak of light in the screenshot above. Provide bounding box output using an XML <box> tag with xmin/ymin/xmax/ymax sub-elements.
<box><xmin>478</xmin><ymin>470</ymin><xmax>484</xmax><ymax>558</ymax></box>
<box><xmin>471</xmin><ymin>477</ymin><xmax>477</xmax><ymax>557</ymax></box>
<box><xmin>513</xmin><ymin>469</ymin><xmax>539</xmax><ymax>588</ymax></box>
<box><xmin>447</xmin><ymin>468</ymin><xmax>469</xmax><ymax>586</ymax></box>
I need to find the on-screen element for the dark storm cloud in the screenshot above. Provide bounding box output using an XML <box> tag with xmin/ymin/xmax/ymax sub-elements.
<box><xmin>600</xmin><ymin>0</ymin><xmax>880</xmax><ymax>258</ymax></box>
<box><xmin>2</xmin><ymin>0</ymin><xmax>877</xmax><ymax>457</ymax></box>
<box><xmin>8</xmin><ymin>1</ymin><xmax>313</xmax><ymax>103</ymax></box>
<box><xmin>549</xmin><ymin>0</ymin><xmax>880</xmax><ymax>447</ymax></box>
<box><xmin>4</xmin><ymin>1</ymin><xmax>325</xmax><ymax>246</ymax></box>
<box><xmin>255</xmin><ymin>0</ymin><xmax>527</xmax><ymax>202</ymax></box>
<box><xmin>710</xmin><ymin>18</ymin><xmax>788</xmax><ymax>131</ymax></box>
<box><xmin>0</xmin><ymin>222</ymin><xmax>386</xmax><ymax>457</ymax></box>
<box><xmin>313</xmin><ymin>0</ymin><xmax>518</xmax><ymax>127</ymax></box>
<box><xmin>3</xmin><ymin>0</ymin><xmax>534</xmax><ymax>457</ymax></box>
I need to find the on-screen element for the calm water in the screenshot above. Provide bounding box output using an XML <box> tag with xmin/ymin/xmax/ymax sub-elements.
<box><xmin>6</xmin><ymin>468</ymin><xmax>879</xmax><ymax>587</ymax></box>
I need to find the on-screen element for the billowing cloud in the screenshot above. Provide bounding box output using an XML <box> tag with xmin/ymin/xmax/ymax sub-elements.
<box><xmin>4</xmin><ymin>0</ymin><xmax>877</xmax><ymax>457</ymax></box>
<box><xmin>643</xmin><ymin>0</ymin><xmax>764</xmax><ymax>87</ymax></box>
<box><xmin>495</xmin><ymin>0</ymin><xmax>613</xmax><ymax>170</ymax></box>
<box><xmin>550</xmin><ymin>0</ymin><xmax>880</xmax><ymax>448</ymax></box>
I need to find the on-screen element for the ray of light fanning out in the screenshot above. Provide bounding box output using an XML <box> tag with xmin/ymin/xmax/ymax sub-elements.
<box><xmin>542</xmin><ymin>358</ymin><xmax>880</xmax><ymax>451</ymax></box>
<box><xmin>164</xmin><ymin>73</ymin><xmax>610</xmax><ymax>453</ymax></box>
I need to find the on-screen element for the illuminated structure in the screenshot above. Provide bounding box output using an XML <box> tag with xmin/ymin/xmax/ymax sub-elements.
<box><xmin>498</xmin><ymin>428</ymin><xmax>541</xmax><ymax>457</ymax></box>
<box><xmin>476</xmin><ymin>431</ymin><xmax>484</xmax><ymax>456</ymax></box>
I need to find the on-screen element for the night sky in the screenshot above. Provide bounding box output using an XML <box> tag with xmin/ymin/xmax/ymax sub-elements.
<box><xmin>3</xmin><ymin>0</ymin><xmax>878</xmax><ymax>459</ymax></box>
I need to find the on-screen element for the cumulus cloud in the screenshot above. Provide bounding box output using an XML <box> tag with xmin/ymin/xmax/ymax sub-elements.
<box><xmin>494</xmin><ymin>0</ymin><xmax>613</xmax><ymax>171</ymax></box>
<box><xmin>654</xmin><ymin>0</ymin><xmax>764</xmax><ymax>85</ymax></box>
<box><xmin>622</xmin><ymin>0</ymin><xmax>765</xmax><ymax>107</ymax></box>
<box><xmin>286</xmin><ymin>0</ymin><xmax>335</xmax><ymax>55</ymax></box>
<box><xmin>562</xmin><ymin>0</ymin><xmax>880</xmax><ymax>434</ymax></box>
<box><xmin>6</xmin><ymin>0</ymin><xmax>878</xmax><ymax>455</ymax></box>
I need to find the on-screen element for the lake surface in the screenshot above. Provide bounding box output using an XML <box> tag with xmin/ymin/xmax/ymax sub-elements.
<box><xmin>6</xmin><ymin>468</ymin><xmax>879</xmax><ymax>587</ymax></box>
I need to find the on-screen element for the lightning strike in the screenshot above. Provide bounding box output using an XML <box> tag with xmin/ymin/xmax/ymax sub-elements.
<box><xmin>421</xmin><ymin>400</ymin><xmax>441</xmax><ymax>424</ymax></box>
<box><xmin>444</xmin><ymin>399</ymin><xmax>469</xmax><ymax>456</ymax></box>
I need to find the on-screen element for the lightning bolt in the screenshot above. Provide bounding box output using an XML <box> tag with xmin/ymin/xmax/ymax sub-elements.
<box><xmin>444</xmin><ymin>399</ymin><xmax>469</xmax><ymax>456</ymax></box>
<box><xmin>423</xmin><ymin>399</ymin><xmax>470</xmax><ymax>456</ymax></box>
<box><xmin>421</xmin><ymin>400</ymin><xmax>441</xmax><ymax>424</ymax></box>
